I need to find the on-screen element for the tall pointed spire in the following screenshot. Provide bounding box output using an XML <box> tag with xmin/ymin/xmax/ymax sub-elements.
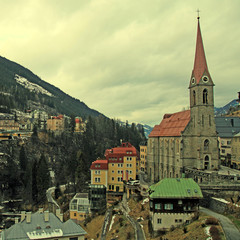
<box><xmin>192</xmin><ymin>17</ymin><xmax>210</xmax><ymax>84</ymax></box>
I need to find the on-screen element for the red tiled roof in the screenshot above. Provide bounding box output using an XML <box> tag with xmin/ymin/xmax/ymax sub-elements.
<box><xmin>90</xmin><ymin>159</ymin><xmax>108</xmax><ymax>170</ymax></box>
<box><xmin>149</xmin><ymin>110</ymin><xmax>190</xmax><ymax>137</ymax></box>
<box><xmin>192</xmin><ymin>18</ymin><xmax>211</xmax><ymax>84</ymax></box>
<box><xmin>105</xmin><ymin>142</ymin><xmax>137</xmax><ymax>162</ymax></box>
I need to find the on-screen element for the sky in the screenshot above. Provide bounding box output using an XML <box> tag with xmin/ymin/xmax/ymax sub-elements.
<box><xmin>0</xmin><ymin>0</ymin><xmax>240</xmax><ymax>126</ymax></box>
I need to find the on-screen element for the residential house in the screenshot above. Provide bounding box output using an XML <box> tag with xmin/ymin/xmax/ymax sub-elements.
<box><xmin>47</xmin><ymin>115</ymin><xmax>65</xmax><ymax>132</ymax></box>
<box><xmin>231</xmin><ymin>132</ymin><xmax>240</xmax><ymax>169</ymax></box>
<box><xmin>215</xmin><ymin>116</ymin><xmax>240</xmax><ymax>167</ymax></box>
<box><xmin>0</xmin><ymin>114</ymin><xmax>19</xmax><ymax>131</ymax></box>
<box><xmin>0</xmin><ymin>209</ymin><xmax>87</xmax><ymax>240</ymax></box>
<box><xmin>149</xmin><ymin>178</ymin><xmax>203</xmax><ymax>232</ymax></box>
<box><xmin>89</xmin><ymin>184</ymin><xmax>107</xmax><ymax>212</ymax></box>
<box><xmin>69</xmin><ymin>193</ymin><xmax>91</xmax><ymax>222</ymax></box>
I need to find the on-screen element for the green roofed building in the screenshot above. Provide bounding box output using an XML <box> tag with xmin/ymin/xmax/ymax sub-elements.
<box><xmin>149</xmin><ymin>178</ymin><xmax>203</xmax><ymax>232</ymax></box>
<box><xmin>0</xmin><ymin>209</ymin><xmax>87</xmax><ymax>240</ymax></box>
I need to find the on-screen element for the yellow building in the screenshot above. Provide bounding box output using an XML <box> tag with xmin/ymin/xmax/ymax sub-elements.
<box><xmin>90</xmin><ymin>142</ymin><xmax>139</xmax><ymax>196</ymax></box>
<box><xmin>47</xmin><ymin>115</ymin><xmax>65</xmax><ymax>131</ymax></box>
<box><xmin>106</xmin><ymin>142</ymin><xmax>138</xmax><ymax>193</ymax></box>
<box><xmin>90</xmin><ymin>159</ymin><xmax>108</xmax><ymax>187</ymax></box>
<box><xmin>140</xmin><ymin>142</ymin><xmax>147</xmax><ymax>172</ymax></box>
<box><xmin>231</xmin><ymin>132</ymin><xmax>240</xmax><ymax>169</ymax></box>
<box><xmin>69</xmin><ymin>193</ymin><xmax>90</xmax><ymax>223</ymax></box>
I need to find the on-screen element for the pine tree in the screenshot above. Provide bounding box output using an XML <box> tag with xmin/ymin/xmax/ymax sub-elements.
<box><xmin>36</xmin><ymin>154</ymin><xmax>50</xmax><ymax>202</ymax></box>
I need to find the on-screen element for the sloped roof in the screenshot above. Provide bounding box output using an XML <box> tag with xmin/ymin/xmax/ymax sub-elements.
<box><xmin>149</xmin><ymin>178</ymin><xmax>203</xmax><ymax>199</ymax></box>
<box><xmin>90</xmin><ymin>159</ymin><xmax>108</xmax><ymax>170</ymax></box>
<box><xmin>215</xmin><ymin>116</ymin><xmax>240</xmax><ymax>138</ymax></box>
<box><xmin>192</xmin><ymin>18</ymin><xmax>211</xmax><ymax>84</ymax></box>
<box><xmin>149</xmin><ymin>110</ymin><xmax>190</xmax><ymax>137</ymax></box>
<box><xmin>1</xmin><ymin>212</ymin><xmax>87</xmax><ymax>240</ymax></box>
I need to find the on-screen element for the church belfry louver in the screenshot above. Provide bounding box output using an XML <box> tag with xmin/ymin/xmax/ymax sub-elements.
<box><xmin>147</xmin><ymin>17</ymin><xmax>219</xmax><ymax>183</ymax></box>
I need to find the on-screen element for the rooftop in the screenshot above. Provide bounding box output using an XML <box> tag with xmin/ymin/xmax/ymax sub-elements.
<box><xmin>149</xmin><ymin>110</ymin><xmax>190</xmax><ymax>137</ymax></box>
<box><xmin>149</xmin><ymin>178</ymin><xmax>203</xmax><ymax>199</ymax></box>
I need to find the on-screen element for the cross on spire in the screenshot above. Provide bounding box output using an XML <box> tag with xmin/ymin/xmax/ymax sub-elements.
<box><xmin>197</xmin><ymin>9</ymin><xmax>200</xmax><ymax>19</ymax></box>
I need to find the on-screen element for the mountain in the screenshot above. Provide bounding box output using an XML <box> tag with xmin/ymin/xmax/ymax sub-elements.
<box><xmin>0</xmin><ymin>56</ymin><xmax>103</xmax><ymax>118</ymax></box>
<box><xmin>214</xmin><ymin>99</ymin><xmax>239</xmax><ymax>116</ymax></box>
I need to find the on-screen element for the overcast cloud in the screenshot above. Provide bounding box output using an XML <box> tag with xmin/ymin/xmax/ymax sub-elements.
<box><xmin>0</xmin><ymin>0</ymin><xmax>239</xmax><ymax>126</ymax></box>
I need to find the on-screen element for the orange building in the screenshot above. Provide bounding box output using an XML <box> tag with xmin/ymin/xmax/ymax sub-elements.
<box><xmin>47</xmin><ymin>115</ymin><xmax>65</xmax><ymax>131</ymax></box>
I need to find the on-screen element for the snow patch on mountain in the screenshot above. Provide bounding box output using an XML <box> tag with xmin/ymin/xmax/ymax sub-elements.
<box><xmin>15</xmin><ymin>74</ymin><xmax>54</xmax><ymax>97</ymax></box>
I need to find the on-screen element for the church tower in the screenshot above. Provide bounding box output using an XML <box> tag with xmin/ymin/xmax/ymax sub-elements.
<box><xmin>183</xmin><ymin>16</ymin><xmax>219</xmax><ymax>170</ymax></box>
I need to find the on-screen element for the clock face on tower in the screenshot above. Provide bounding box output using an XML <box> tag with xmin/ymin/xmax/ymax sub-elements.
<box><xmin>202</xmin><ymin>75</ymin><xmax>209</xmax><ymax>83</ymax></box>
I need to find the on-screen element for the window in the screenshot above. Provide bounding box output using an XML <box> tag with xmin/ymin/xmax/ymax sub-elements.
<box><xmin>157</xmin><ymin>218</ymin><xmax>162</xmax><ymax>224</ymax></box>
<box><xmin>112</xmin><ymin>177</ymin><xmax>114</xmax><ymax>181</ymax></box>
<box><xmin>155</xmin><ymin>203</ymin><xmax>161</xmax><ymax>209</ymax></box>
<box><xmin>193</xmin><ymin>90</ymin><xmax>196</xmax><ymax>105</ymax></box>
<box><xmin>204</xmin><ymin>139</ymin><xmax>209</xmax><ymax>151</ymax></box>
<box><xmin>150</xmin><ymin>201</ymin><xmax>153</xmax><ymax>208</ymax></box>
<box><xmin>118</xmin><ymin>177</ymin><xmax>122</xmax><ymax>182</ymax></box>
<box><xmin>112</xmin><ymin>164</ymin><xmax>114</xmax><ymax>167</ymax></box>
<box><xmin>118</xmin><ymin>164</ymin><xmax>123</xmax><ymax>167</ymax></box>
<box><xmin>203</xmin><ymin>89</ymin><xmax>208</xmax><ymax>104</ymax></box>
<box><xmin>112</xmin><ymin>170</ymin><xmax>114</xmax><ymax>173</ymax></box>
<box><xmin>74</xmin><ymin>213</ymin><xmax>76</xmax><ymax>216</ymax></box>
<box><xmin>164</xmin><ymin>203</ymin><xmax>173</xmax><ymax>210</ymax></box>
<box><xmin>95</xmin><ymin>177</ymin><xmax>100</xmax><ymax>182</ymax></box>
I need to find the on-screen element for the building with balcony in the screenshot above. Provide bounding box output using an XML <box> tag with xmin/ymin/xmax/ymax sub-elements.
<box><xmin>69</xmin><ymin>193</ymin><xmax>91</xmax><ymax>223</ymax></box>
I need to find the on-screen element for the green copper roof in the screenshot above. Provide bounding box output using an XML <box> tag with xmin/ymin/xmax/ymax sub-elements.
<box><xmin>149</xmin><ymin>178</ymin><xmax>203</xmax><ymax>199</ymax></box>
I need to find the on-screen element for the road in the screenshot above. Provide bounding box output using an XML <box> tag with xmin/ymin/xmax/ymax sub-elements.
<box><xmin>200</xmin><ymin>207</ymin><xmax>240</xmax><ymax>240</ymax></box>
<box><xmin>121</xmin><ymin>193</ymin><xmax>146</xmax><ymax>240</ymax></box>
<box><xmin>46</xmin><ymin>187</ymin><xmax>60</xmax><ymax>209</ymax></box>
<box><xmin>101</xmin><ymin>207</ymin><xmax>113</xmax><ymax>240</ymax></box>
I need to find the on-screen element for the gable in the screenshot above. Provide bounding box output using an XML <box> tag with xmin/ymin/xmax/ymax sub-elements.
<box><xmin>149</xmin><ymin>110</ymin><xmax>190</xmax><ymax>137</ymax></box>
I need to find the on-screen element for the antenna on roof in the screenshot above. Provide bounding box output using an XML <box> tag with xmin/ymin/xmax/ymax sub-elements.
<box><xmin>196</xmin><ymin>9</ymin><xmax>200</xmax><ymax>20</ymax></box>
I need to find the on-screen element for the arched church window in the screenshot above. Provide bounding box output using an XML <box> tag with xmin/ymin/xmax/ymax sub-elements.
<box><xmin>204</xmin><ymin>155</ymin><xmax>209</xmax><ymax>170</ymax></box>
<box><xmin>203</xmin><ymin>89</ymin><xmax>208</xmax><ymax>104</ymax></box>
<box><xmin>193</xmin><ymin>90</ymin><xmax>196</xmax><ymax>105</ymax></box>
<box><xmin>204</xmin><ymin>139</ymin><xmax>209</xmax><ymax>151</ymax></box>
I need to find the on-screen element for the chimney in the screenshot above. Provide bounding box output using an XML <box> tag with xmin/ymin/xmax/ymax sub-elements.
<box><xmin>44</xmin><ymin>210</ymin><xmax>49</xmax><ymax>222</ymax></box>
<box><xmin>26</xmin><ymin>212</ymin><xmax>31</xmax><ymax>223</ymax></box>
<box><xmin>15</xmin><ymin>217</ymin><xmax>19</xmax><ymax>224</ymax></box>
<box><xmin>21</xmin><ymin>211</ymin><xmax>26</xmax><ymax>222</ymax></box>
<box><xmin>56</xmin><ymin>208</ymin><xmax>63</xmax><ymax>222</ymax></box>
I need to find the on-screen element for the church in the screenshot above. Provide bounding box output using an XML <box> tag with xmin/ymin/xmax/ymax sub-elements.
<box><xmin>147</xmin><ymin>17</ymin><xmax>219</xmax><ymax>183</ymax></box>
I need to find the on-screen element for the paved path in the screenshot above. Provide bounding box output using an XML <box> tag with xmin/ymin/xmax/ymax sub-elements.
<box><xmin>200</xmin><ymin>207</ymin><xmax>240</xmax><ymax>240</ymax></box>
<box><xmin>121</xmin><ymin>193</ymin><xmax>146</xmax><ymax>240</ymax></box>
<box><xmin>101</xmin><ymin>207</ymin><xmax>113</xmax><ymax>240</ymax></box>
<box><xmin>46</xmin><ymin>187</ymin><xmax>60</xmax><ymax>209</ymax></box>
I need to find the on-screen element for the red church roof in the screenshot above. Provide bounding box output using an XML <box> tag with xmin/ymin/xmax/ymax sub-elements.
<box><xmin>149</xmin><ymin>110</ymin><xmax>190</xmax><ymax>137</ymax></box>
<box><xmin>192</xmin><ymin>18</ymin><xmax>211</xmax><ymax>84</ymax></box>
<box><xmin>90</xmin><ymin>159</ymin><xmax>108</xmax><ymax>170</ymax></box>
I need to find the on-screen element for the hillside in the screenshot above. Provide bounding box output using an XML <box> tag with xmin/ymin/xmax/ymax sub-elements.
<box><xmin>0</xmin><ymin>56</ymin><xmax>103</xmax><ymax>118</ymax></box>
<box><xmin>214</xmin><ymin>99</ymin><xmax>239</xmax><ymax>116</ymax></box>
